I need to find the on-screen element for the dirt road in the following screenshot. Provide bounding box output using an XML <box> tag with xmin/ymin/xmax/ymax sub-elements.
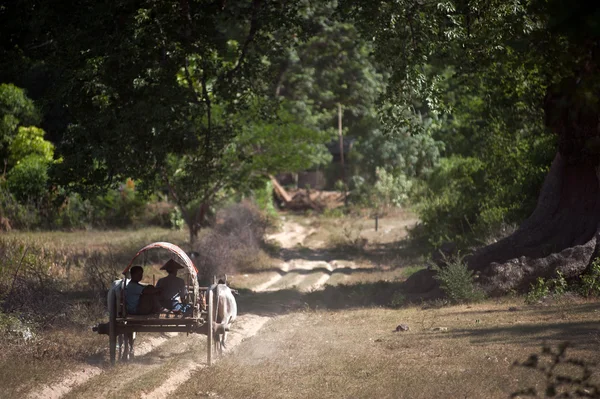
<box><xmin>25</xmin><ymin>214</ymin><xmax>417</xmax><ymax>399</ymax></box>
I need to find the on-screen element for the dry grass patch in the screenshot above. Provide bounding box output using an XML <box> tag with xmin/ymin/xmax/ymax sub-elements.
<box><xmin>175</xmin><ymin>299</ymin><xmax>600</xmax><ymax>399</ymax></box>
<box><xmin>4</xmin><ymin>227</ymin><xmax>189</xmax><ymax>253</ymax></box>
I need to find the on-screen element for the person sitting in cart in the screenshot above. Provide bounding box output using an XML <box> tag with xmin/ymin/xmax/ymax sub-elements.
<box><xmin>125</xmin><ymin>266</ymin><xmax>163</xmax><ymax>315</ymax></box>
<box><xmin>156</xmin><ymin>259</ymin><xmax>191</xmax><ymax>314</ymax></box>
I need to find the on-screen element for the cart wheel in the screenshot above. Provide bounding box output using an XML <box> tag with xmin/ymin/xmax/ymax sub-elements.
<box><xmin>109</xmin><ymin>306</ymin><xmax>116</xmax><ymax>366</ymax></box>
<box><xmin>108</xmin><ymin>283</ymin><xmax>118</xmax><ymax>365</ymax></box>
<box><xmin>207</xmin><ymin>289</ymin><xmax>213</xmax><ymax>366</ymax></box>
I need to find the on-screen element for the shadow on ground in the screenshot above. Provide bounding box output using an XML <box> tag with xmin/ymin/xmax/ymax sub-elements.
<box><xmin>277</xmin><ymin>236</ymin><xmax>429</xmax><ymax>265</ymax></box>
<box><xmin>236</xmin><ymin>269</ymin><xmax>441</xmax><ymax>316</ymax></box>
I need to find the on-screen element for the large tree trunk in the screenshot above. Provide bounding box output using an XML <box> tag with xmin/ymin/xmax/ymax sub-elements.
<box><xmin>468</xmin><ymin>76</ymin><xmax>600</xmax><ymax>295</ymax></box>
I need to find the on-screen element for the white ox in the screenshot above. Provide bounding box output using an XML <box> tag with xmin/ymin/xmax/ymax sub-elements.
<box><xmin>108</xmin><ymin>278</ymin><xmax>136</xmax><ymax>360</ymax></box>
<box><xmin>211</xmin><ymin>282</ymin><xmax>237</xmax><ymax>355</ymax></box>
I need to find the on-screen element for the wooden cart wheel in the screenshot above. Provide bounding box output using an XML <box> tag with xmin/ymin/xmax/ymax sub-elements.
<box><xmin>109</xmin><ymin>298</ymin><xmax>117</xmax><ymax>366</ymax></box>
<box><xmin>207</xmin><ymin>289</ymin><xmax>213</xmax><ymax>366</ymax></box>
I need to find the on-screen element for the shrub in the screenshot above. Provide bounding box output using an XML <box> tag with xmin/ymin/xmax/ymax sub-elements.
<box><xmin>169</xmin><ymin>206</ymin><xmax>185</xmax><ymax>230</ymax></box>
<box><xmin>141</xmin><ymin>198</ymin><xmax>177</xmax><ymax>228</ymax></box>
<box><xmin>0</xmin><ymin>186</ymin><xmax>40</xmax><ymax>229</ymax></box>
<box><xmin>525</xmin><ymin>277</ymin><xmax>551</xmax><ymax>304</ymax></box>
<box><xmin>415</xmin><ymin>156</ymin><xmax>486</xmax><ymax>248</ymax></box>
<box><xmin>349</xmin><ymin>167</ymin><xmax>412</xmax><ymax>214</ymax></box>
<box><xmin>525</xmin><ymin>271</ymin><xmax>568</xmax><ymax>304</ymax></box>
<box><xmin>6</xmin><ymin>155</ymin><xmax>49</xmax><ymax>203</ymax></box>
<box><xmin>91</xmin><ymin>179</ymin><xmax>146</xmax><ymax>227</ymax></box>
<box><xmin>52</xmin><ymin>192</ymin><xmax>94</xmax><ymax>230</ymax></box>
<box><xmin>253</xmin><ymin>180</ymin><xmax>277</xmax><ymax>218</ymax></box>
<box><xmin>579</xmin><ymin>257</ymin><xmax>600</xmax><ymax>297</ymax></box>
<box><xmin>431</xmin><ymin>254</ymin><xmax>485</xmax><ymax>303</ymax></box>
<box><xmin>193</xmin><ymin>202</ymin><xmax>270</xmax><ymax>284</ymax></box>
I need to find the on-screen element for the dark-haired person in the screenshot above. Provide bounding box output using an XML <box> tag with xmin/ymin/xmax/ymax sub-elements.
<box><xmin>125</xmin><ymin>266</ymin><xmax>163</xmax><ymax>315</ymax></box>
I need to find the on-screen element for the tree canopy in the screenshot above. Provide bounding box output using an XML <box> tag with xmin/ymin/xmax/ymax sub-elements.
<box><xmin>3</xmin><ymin>0</ymin><xmax>600</xmax><ymax>292</ymax></box>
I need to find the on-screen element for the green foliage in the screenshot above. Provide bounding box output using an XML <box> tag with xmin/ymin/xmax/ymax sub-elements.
<box><xmin>351</xmin><ymin>167</ymin><xmax>412</xmax><ymax>213</ymax></box>
<box><xmin>525</xmin><ymin>271</ymin><xmax>568</xmax><ymax>304</ymax></box>
<box><xmin>227</xmin><ymin>102</ymin><xmax>333</xmax><ymax>187</ymax></box>
<box><xmin>6</xmin><ymin>155</ymin><xmax>49</xmax><ymax>203</ymax></box>
<box><xmin>8</xmin><ymin>126</ymin><xmax>54</xmax><ymax>166</ymax></box>
<box><xmin>0</xmin><ymin>84</ymin><xmax>39</xmax><ymax>163</ymax></box>
<box><xmin>0</xmin><ymin>186</ymin><xmax>40</xmax><ymax>229</ymax></box>
<box><xmin>90</xmin><ymin>180</ymin><xmax>146</xmax><ymax>228</ymax></box>
<box><xmin>357</xmin><ymin>104</ymin><xmax>444</xmax><ymax>180</ymax></box>
<box><xmin>416</xmin><ymin>125</ymin><xmax>554</xmax><ymax>248</ymax></box>
<box><xmin>552</xmin><ymin>271</ymin><xmax>568</xmax><ymax>296</ymax></box>
<box><xmin>168</xmin><ymin>207</ymin><xmax>185</xmax><ymax>231</ymax></box>
<box><xmin>322</xmin><ymin>207</ymin><xmax>345</xmax><ymax>219</ymax></box>
<box><xmin>341</xmin><ymin>0</ymin><xmax>563</xmax><ymax>251</ymax></box>
<box><xmin>526</xmin><ymin>277</ymin><xmax>551</xmax><ymax>304</ymax></box>
<box><xmin>432</xmin><ymin>255</ymin><xmax>485</xmax><ymax>304</ymax></box>
<box><xmin>579</xmin><ymin>258</ymin><xmax>600</xmax><ymax>297</ymax></box>
<box><xmin>416</xmin><ymin>156</ymin><xmax>485</xmax><ymax>247</ymax></box>
<box><xmin>51</xmin><ymin>192</ymin><xmax>94</xmax><ymax>230</ymax></box>
<box><xmin>253</xmin><ymin>180</ymin><xmax>277</xmax><ymax>219</ymax></box>
<box><xmin>280</xmin><ymin>20</ymin><xmax>385</xmax><ymax>124</ymax></box>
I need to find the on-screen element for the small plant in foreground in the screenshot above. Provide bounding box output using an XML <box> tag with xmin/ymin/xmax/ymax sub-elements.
<box><xmin>511</xmin><ymin>342</ymin><xmax>599</xmax><ymax>398</ymax></box>
<box><xmin>525</xmin><ymin>271</ymin><xmax>569</xmax><ymax>304</ymax></box>
<box><xmin>552</xmin><ymin>270</ymin><xmax>568</xmax><ymax>296</ymax></box>
<box><xmin>579</xmin><ymin>258</ymin><xmax>600</xmax><ymax>297</ymax></box>
<box><xmin>525</xmin><ymin>277</ymin><xmax>551</xmax><ymax>304</ymax></box>
<box><xmin>431</xmin><ymin>253</ymin><xmax>485</xmax><ymax>303</ymax></box>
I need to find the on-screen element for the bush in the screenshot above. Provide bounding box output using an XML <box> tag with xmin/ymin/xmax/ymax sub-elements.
<box><xmin>52</xmin><ymin>192</ymin><xmax>94</xmax><ymax>230</ymax></box>
<box><xmin>524</xmin><ymin>271</ymin><xmax>568</xmax><ymax>304</ymax></box>
<box><xmin>525</xmin><ymin>277</ymin><xmax>551</xmax><ymax>304</ymax></box>
<box><xmin>350</xmin><ymin>167</ymin><xmax>412</xmax><ymax>214</ymax></box>
<box><xmin>253</xmin><ymin>180</ymin><xmax>277</xmax><ymax>218</ymax></box>
<box><xmin>431</xmin><ymin>254</ymin><xmax>485</xmax><ymax>303</ymax></box>
<box><xmin>169</xmin><ymin>206</ymin><xmax>185</xmax><ymax>230</ymax></box>
<box><xmin>141</xmin><ymin>198</ymin><xmax>177</xmax><ymax>228</ymax></box>
<box><xmin>415</xmin><ymin>156</ymin><xmax>486</xmax><ymax>248</ymax></box>
<box><xmin>193</xmin><ymin>201</ymin><xmax>270</xmax><ymax>284</ymax></box>
<box><xmin>6</xmin><ymin>155</ymin><xmax>49</xmax><ymax>203</ymax></box>
<box><xmin>0</xmin><ymin>186</ymin><xmax>40</xmax><ymax>229</ymax></box>
<box><xmin>579</xmin><ymin>258</ymin><xmax>600</xmax><ymax>297</ymax></box>
<box><xmin>90</xmin><ymin>179</ymin><xmax>146</xmax><ymax>227</ymax></box>
<box><xmin>0</xmin><ymin>240</ymin><xmax>63</xmax><ymax>326</ymax></box>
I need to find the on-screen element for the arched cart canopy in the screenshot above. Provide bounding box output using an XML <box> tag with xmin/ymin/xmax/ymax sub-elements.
<box><xmin>120</xmin><ymin>241</ymin><xmax>201</xmax><ymax>319</ymax></box>
<box><xmin>122</xmin><ymin>241</ymin><xmax>198</xmax><ymax>278</ymax></box>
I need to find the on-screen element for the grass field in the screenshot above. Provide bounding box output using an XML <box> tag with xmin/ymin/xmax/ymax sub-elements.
<box><xmin>174</xmin><ymin>298</ymin><xmax>600</xmax><ymax>399</ymax></box>
<box><xmin>4</xmin><ymin>212</ymin><xmax>600</xmax><ymax>398</ymax></box>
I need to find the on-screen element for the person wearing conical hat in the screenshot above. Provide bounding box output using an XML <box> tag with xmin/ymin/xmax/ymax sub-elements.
<box><xmin>156</xmin><ymin>259</ymin><xmax>190</xmax><ymax>313</ymax></box>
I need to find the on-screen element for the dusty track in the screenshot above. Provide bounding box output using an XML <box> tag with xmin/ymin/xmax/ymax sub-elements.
<box><xmin>258</xmin><ymin>221</ymin><xmax>360</xmax><ymax>292</ymax></box>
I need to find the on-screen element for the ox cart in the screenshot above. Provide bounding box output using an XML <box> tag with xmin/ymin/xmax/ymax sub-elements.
<box><xmin>92</xmin><ymin>242</ymin><xmax>215</xmax><ymax>366</ymax></box>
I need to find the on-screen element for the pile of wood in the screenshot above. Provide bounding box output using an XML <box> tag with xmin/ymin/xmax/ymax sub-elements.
<box><xmin>270</xmin><ymin>176</ymin><xmax>344</xmax><ymax>211</ymax></box>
